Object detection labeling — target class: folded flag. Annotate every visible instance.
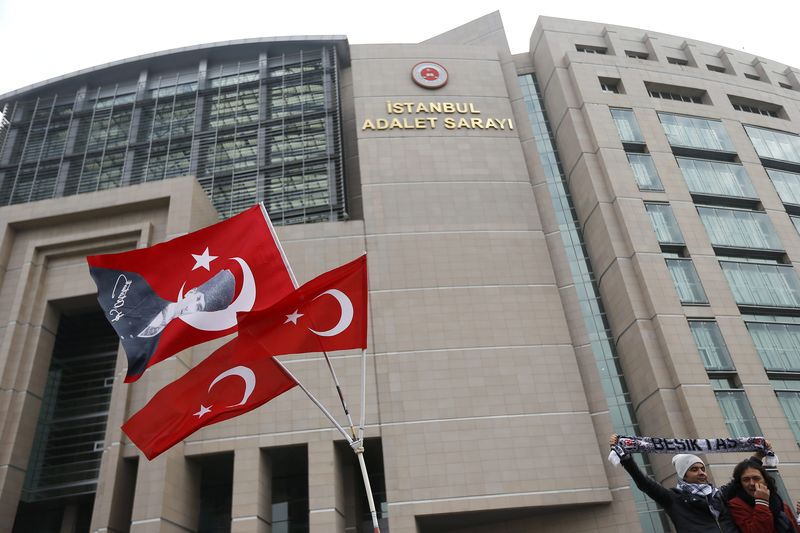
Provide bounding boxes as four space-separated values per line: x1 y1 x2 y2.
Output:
87 205 294 382
608 435 777 467
122 333 297 459
238 254 368 355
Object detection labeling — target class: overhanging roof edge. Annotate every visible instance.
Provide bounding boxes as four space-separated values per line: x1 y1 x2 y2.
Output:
0 35 350 102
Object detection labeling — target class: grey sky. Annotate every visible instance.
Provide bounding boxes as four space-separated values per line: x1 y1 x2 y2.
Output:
1 0 798 95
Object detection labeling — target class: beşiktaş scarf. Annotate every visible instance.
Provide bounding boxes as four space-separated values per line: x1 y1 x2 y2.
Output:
608 436 778 467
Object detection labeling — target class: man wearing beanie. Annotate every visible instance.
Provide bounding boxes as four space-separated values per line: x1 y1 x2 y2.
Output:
610 435 739 532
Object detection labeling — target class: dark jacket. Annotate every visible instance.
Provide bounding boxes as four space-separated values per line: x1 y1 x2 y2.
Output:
621 455 739 533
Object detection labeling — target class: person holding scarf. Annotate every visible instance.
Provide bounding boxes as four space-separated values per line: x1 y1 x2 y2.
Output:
610 434 739 532
725 458 799 533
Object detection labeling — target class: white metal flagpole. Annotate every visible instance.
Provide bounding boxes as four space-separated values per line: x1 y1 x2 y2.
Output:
273 358 354 444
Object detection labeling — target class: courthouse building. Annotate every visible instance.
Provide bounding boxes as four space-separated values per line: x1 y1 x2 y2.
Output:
3 11 800 533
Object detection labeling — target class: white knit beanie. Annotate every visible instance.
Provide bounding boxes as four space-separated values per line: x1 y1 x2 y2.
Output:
672 454 704 480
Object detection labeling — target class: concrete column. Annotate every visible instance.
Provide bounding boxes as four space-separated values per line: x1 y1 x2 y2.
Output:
307 440 345 533
129 450 200 533
231 447 272 533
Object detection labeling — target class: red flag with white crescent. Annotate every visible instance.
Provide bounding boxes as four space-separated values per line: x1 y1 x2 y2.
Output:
238 255 368 355
86 205 295 382
122 334 297 460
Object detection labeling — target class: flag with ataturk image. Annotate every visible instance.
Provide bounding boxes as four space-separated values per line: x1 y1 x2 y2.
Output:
123 254 368 459
87 205 294 382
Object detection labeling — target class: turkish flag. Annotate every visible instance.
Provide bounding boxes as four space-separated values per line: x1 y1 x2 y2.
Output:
87 205 295 382
122 334 297 460
239 255 368 355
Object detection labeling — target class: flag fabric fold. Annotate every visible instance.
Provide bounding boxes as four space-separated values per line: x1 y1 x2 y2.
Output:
121 333 297 460
87 205 295 382
238 254 368 355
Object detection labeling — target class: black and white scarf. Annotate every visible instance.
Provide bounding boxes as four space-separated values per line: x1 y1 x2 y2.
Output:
608 435 777 467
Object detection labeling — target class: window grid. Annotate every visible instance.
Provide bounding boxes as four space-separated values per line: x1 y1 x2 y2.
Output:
697 206 783 251
689 321 736 371
658 113 735 152
745 125 800 165
720 261 800 309
645 203 684 244
627 153 663 191
666 258 709 304
677 157 757 199
611 108 644 143
0 45 345 225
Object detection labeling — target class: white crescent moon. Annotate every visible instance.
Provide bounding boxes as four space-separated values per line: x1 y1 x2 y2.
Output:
208 365 256 407
309 289 353 337
178 257 256 331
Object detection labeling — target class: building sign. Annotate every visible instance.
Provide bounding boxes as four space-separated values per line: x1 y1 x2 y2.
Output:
361 101 514 131
412 62 448 89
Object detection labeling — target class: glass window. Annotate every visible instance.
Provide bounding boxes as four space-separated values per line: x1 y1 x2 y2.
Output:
768 168 800 206
658 113 735 152
666 258 708 304
677 158 757 199
611 108 644 143
744 125 800 165
697 207 782 251
746 321 800 371
713 383 762 437
646 203 684 244
627 153 663 191
792 216 800 235
772 380 800 442
689 321 735 371
720 261 800 308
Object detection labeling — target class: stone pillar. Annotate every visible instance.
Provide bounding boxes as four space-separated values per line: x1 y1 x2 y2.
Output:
307 440 345 533
231 447 272 533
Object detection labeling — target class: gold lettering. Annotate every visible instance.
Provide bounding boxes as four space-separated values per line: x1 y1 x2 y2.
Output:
469 103 481 114
508 119 514 130
471 118 484 129
485 118 499 129
457 118 470 128
415 102 429 113
428 117 438 128
386 101 392 113
414 118 428 129
403 102 415 113
443 103 455 113
456 103 469 114
444 117 456 129
362 119 375 131
391 103 405 114
376 118 389 130
390 118 404 129
429 102 442 113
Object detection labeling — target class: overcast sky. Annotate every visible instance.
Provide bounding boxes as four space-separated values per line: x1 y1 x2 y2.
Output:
1 0 798 95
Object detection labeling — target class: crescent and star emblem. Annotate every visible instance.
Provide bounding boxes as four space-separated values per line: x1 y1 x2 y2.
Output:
194 365 257 418
284 289 354 337
177 254 256 332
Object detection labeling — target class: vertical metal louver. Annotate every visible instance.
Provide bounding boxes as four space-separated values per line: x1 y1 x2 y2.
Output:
21 312 118 502
0 43 347 226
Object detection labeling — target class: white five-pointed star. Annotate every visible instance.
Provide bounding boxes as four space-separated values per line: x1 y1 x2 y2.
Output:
284 310 304 325
191 247 218 271
193 404 212 418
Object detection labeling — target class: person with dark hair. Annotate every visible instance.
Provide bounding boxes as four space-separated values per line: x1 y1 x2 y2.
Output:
610 434 740 532
726 458 799 533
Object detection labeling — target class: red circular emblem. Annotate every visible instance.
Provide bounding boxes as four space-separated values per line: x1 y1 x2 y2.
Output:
412 62 448 89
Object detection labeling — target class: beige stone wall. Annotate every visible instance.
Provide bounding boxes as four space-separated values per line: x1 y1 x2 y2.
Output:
528 15 800 528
